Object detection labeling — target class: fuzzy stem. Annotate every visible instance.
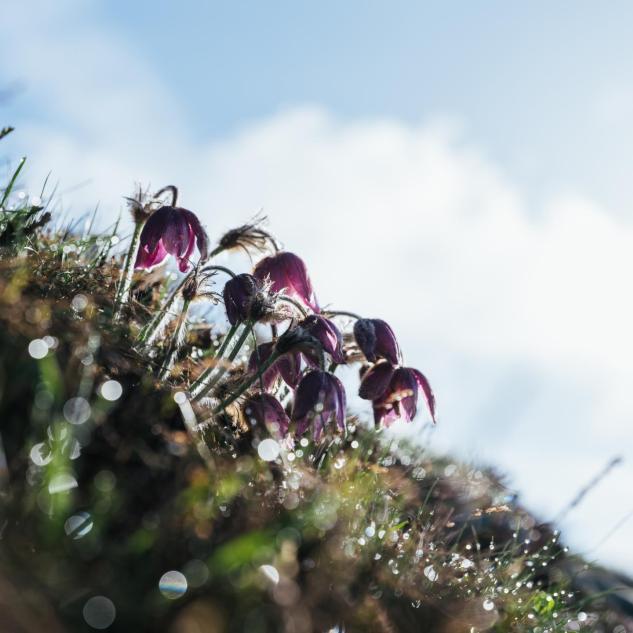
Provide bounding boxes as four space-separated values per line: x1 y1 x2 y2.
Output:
211 349 280 415
159 299 190 380
138 263 236 346
113 220 144 320
189 322 239 398
324 310 362 321
191 321 253 401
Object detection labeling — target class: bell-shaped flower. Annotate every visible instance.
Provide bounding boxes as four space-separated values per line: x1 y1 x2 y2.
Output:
299 315 345 364
353 318 401 365
291 370 346 440
248 342 303 390
242 393 290 438
135 205 208 273
372 367 436 427
253 251 318 311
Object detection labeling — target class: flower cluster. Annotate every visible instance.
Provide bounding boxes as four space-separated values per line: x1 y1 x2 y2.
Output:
125 193 436 442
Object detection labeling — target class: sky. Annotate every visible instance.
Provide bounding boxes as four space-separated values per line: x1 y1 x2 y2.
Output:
1 0 633 573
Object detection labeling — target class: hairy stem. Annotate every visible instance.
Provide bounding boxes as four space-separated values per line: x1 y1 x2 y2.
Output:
159 299 191 380
189 322 239 398
113 220 144 320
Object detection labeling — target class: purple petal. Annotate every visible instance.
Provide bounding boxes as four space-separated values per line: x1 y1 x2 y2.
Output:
372 319 401 365
411 368 436 423
358 361 395 400
277 352 303 388
181 208 209 263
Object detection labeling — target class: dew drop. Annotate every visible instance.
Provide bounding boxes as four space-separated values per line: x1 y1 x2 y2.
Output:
159 570 187 599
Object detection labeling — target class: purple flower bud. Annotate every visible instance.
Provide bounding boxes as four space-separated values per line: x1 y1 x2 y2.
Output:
358 360 395 400
300 315 345 364
248 342 303 390
223 273 259 325
372 367 436 427
135 206 209 273
243 393 290 438
291 370 346 440
253 251 318 311
353 318 400 365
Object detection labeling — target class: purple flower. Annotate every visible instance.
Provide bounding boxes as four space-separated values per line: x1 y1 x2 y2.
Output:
291 370 346 440
372 367 436 427
248 342 303 390
299 315 345 364
223 273 259 325
253 251 318 311
135 206 208 273
358 360 396 400
242 393 290 438
353 318 401 365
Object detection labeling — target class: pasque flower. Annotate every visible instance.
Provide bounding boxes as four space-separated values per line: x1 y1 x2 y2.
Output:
291 370 346 440
223 273 276 325
135 205 209 272
353 318 401 365
300 314 345 364
369 366 436 427
242 393 290 438
253 251 318 311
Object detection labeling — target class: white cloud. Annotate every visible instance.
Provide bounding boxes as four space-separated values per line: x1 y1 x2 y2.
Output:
2 1 632 573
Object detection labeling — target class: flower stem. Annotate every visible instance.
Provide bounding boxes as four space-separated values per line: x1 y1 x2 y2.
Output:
324 310 362 320
211 350 280 415
113 220 144 320
159 299 190 380
189 322 238 398
137 263 236 346
191 321 252 400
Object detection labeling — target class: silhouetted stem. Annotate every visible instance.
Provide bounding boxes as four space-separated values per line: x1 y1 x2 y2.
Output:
189 322 239 398
113 220 144 320
159 299 190 380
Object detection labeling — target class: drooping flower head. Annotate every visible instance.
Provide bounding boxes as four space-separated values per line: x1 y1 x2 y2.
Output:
353 318 401 365
253 251 318 312
135 206 209 273
370 367 436 428
291 370 346 440
299 314 345 364
242 393 290 438
223 273 276 325
247 342 303 390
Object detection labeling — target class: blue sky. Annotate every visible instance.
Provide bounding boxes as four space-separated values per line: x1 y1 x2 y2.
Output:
2 0 633 574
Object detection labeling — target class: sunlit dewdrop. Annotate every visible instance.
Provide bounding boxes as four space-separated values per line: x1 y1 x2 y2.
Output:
63 397 91 425
259 564 280 584
159 570 188 599
100 380 122 401
257 438 280 462
65 512 94 540
482 599 495 611
28 338 48 359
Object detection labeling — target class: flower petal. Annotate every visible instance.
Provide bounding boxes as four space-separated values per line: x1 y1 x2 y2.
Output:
358 361 395 400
